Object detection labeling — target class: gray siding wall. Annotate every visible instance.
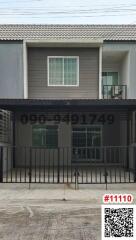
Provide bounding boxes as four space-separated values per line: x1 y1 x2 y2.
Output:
28 47 99 99
0 41 24 98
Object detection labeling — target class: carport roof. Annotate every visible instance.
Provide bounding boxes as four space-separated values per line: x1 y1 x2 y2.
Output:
0 99 136 111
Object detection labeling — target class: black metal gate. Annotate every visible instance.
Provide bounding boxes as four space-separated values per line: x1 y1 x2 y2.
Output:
0 146 136 184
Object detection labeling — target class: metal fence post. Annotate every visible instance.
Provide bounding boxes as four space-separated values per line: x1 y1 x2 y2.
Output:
57 148 60 183
103 147 108 190
28 148 32 189
74 150 80 190
0 147 3 183
74 166 79 190
133 146 136 182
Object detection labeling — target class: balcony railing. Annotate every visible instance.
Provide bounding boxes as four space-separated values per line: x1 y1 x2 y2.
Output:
103 85 127 99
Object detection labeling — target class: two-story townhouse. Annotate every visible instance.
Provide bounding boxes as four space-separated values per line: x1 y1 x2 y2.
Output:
0 24 136 184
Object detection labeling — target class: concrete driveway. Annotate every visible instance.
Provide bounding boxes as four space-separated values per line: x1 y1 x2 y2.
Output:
0 183 135 240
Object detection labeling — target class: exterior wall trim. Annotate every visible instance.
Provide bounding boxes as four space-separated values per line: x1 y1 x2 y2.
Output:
23 40 28 99
99 46 102 99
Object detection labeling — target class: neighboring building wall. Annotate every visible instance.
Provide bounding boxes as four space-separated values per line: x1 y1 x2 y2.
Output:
103 42 136 99
28 47 99 99
0 41 24 98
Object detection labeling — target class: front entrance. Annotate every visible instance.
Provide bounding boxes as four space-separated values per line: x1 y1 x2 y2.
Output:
72 126 102 163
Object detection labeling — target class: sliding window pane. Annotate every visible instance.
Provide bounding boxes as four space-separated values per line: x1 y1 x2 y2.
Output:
64 58 78 85
32 126 43 147
49 58 63 85
46 126 58 148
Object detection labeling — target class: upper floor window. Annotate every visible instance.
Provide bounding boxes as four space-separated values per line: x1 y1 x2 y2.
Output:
47 56 79 86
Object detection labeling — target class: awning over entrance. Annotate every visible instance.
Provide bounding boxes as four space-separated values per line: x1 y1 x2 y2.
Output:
1 99 136 111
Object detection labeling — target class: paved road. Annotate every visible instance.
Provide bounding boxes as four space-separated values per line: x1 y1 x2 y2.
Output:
0 200 101 240
0 183 135 239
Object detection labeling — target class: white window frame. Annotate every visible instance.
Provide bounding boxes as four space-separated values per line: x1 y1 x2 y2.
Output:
72 125 103 148
72 125 103 162
47 56 79 87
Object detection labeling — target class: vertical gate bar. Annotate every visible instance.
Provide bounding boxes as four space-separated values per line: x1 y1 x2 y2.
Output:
40 148 42 183
15 147 17 183
110 146 112 165
99 148 101 183
57 148 60 183
8 146 10 182
95 147 97 183
112 147 113 164
104 147 108 190
123 147 126 182
63 148 64 183
6 146 8 182
90 150 92 183
109 147 111 183
28 147 32 187
48 149 50 183
91 167 92 184
114 148 116 182
44 149 46 183
0 147 3 183
88 148 90 183
95 166 97 184
24 147 26 183
11 146 13 183
119 148 122 183
67 148 69 183
19 147 22 183
115 166 117 183
49 149 51 183
53 149 54 183
86 165 88 183
39 149 41 183
71 149 73 183
100 166 101 184
128 165 131 183
128 146 130 182
38 149 39 183
12 112 16 169
81 163 83 184
35 148 36 183
126 112 130 169
134 146 136 182
41 148 43 183
118 147 120 183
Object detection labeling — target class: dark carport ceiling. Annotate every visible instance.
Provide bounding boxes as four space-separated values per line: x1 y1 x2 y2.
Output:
0 99 136 112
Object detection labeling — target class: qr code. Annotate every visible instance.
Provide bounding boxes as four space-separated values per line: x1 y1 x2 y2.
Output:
101 205 136 240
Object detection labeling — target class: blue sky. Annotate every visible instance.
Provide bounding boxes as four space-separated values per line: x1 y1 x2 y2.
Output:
0 0 136 24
